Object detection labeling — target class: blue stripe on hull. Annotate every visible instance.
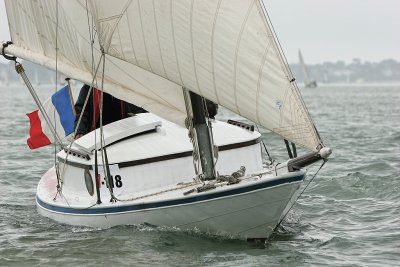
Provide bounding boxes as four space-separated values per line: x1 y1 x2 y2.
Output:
37 174 305 215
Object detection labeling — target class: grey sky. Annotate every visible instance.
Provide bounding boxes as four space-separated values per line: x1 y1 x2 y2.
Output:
266 0 400 64
1 0 399 64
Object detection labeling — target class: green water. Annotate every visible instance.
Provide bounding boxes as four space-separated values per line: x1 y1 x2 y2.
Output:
0 84 399 266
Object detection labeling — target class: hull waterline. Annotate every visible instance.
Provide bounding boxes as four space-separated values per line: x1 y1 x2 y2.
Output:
36 168 305 239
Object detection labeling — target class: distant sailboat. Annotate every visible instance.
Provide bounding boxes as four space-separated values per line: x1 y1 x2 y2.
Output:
298 50 317 88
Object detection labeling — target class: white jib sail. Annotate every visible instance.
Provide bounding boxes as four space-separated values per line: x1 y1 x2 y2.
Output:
4 0 322 151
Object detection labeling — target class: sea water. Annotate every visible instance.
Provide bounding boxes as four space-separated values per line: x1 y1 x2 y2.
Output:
0 84 399 266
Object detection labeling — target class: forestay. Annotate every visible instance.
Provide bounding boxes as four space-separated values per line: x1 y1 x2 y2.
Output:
4 0 322 151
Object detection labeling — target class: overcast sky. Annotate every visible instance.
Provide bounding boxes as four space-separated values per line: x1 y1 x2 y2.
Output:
1 0 399 64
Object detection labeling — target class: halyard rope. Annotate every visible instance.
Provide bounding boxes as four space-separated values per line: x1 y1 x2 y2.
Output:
54 0 60 196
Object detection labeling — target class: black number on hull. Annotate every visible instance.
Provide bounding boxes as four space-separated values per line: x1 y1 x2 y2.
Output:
103 175 122 188
115 175 123 188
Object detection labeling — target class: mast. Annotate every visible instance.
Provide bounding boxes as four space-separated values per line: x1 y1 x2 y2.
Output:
184 88 216 180
190 92 216 180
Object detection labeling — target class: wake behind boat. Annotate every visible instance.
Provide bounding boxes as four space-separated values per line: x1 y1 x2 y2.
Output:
2 0 331 239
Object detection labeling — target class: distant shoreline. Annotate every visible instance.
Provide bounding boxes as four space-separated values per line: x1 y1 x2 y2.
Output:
297 82 400 88
2 81 400 89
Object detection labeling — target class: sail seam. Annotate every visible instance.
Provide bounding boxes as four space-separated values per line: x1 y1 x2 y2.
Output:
125 9 139 66
117 27 125 59
257 1 291 81
189 0 202 97
280 83 290 128
290 95 298 142
151 0 169 80
210 0 223 104
17 0 178 112
23 1 82 72
233 0 255 116
255 40 272 125
257 0 321 150
73 3 179 109
97 0 133 52
60 4 83 66
99 51 179 109
290 93 298 142
8 0 179 114
29 1 46 59
106 58 178 110
45 1 103 69
15 2 36 51
97 14 122 23
137 0 154 73
170 0 184 85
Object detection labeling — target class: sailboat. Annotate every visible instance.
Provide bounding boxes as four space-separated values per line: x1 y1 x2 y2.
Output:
2 0 331 239
298 50 317 88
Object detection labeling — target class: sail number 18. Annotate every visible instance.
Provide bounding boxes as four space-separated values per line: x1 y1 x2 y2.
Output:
103 175 123 188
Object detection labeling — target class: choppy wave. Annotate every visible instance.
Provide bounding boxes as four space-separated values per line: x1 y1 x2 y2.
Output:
0 85 399 266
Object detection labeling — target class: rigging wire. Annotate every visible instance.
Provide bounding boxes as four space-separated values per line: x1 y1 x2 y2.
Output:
53 0 62 199
255 124 273 163
86 0 97 156
57 2 103 199
3 41 68 200
58 55 104 188
86 0 103 204
57 2 105 184
273 160 327 232
83 1 118 202
98 51 118 202
259 1 322 149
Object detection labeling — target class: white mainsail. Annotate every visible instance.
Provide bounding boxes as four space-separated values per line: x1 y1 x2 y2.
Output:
3 0 322 151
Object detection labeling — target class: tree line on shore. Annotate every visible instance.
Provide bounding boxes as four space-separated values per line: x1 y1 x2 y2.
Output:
291 58 400 84
1 58 400 85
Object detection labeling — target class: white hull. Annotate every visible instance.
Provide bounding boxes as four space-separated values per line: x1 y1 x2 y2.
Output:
36 114 306 239
37 168 304 239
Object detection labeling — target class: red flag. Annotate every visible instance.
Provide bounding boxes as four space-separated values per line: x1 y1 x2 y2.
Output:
26 110 51 149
